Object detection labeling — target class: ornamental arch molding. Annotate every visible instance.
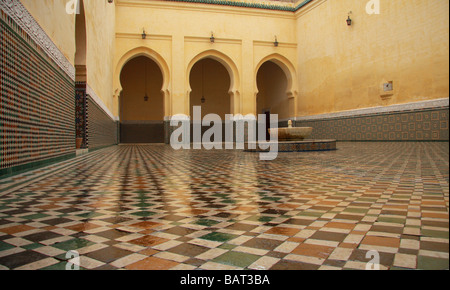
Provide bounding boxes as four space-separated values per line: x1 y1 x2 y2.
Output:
186 49 241 116
114 47 171 117
254 53 298 118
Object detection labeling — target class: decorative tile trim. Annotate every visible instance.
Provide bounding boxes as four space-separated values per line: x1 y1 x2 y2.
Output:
244 139 336 152
164 0 313 12
0 152 76 181
75 82 88 148
293 0 313 11
0 0 75 81
295 98 449 121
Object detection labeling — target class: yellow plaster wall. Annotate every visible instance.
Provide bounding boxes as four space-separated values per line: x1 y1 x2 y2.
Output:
296 0 449 117
83 0 116 114
114 0 298 118
21 0 75 65
23 0 449 121
22 0 117 115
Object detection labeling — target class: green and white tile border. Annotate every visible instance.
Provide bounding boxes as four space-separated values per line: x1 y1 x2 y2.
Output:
165 0 313 12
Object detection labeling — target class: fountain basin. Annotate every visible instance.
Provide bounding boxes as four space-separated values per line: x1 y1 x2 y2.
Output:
269 127 313 141
244 139 337 152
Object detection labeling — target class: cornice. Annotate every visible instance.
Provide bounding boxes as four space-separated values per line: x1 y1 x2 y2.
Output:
117 0 315 18
164 0 297 11
254 40 297 48
185 35 242 45
294 0 326 18
116 32 173 41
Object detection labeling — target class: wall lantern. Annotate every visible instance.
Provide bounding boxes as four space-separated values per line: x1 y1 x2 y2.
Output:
142 28 147 39
210 32 215 43
346 12 352 26
274 36 279 47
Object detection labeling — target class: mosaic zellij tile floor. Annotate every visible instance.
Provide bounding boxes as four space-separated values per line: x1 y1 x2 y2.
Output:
0 143 448 270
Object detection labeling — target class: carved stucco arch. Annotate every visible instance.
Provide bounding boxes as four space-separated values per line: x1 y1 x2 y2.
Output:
254 53 298 118
186 49 241 116
114 47 171 117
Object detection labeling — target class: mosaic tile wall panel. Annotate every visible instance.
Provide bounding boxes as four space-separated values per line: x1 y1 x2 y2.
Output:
75 82 87 148
86 95 118 149
0 10 75 173
295 107 449 141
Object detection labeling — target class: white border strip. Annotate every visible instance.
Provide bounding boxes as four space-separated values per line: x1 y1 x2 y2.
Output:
0 0 75 81
121 120 164 124
294 98 449 121
86 84 119 121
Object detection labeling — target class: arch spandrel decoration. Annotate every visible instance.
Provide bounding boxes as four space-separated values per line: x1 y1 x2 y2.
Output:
254 53 298 118
114 47 172 117
186 49 241 116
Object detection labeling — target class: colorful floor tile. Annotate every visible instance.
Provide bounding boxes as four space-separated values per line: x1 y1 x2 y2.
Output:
0 142 448 270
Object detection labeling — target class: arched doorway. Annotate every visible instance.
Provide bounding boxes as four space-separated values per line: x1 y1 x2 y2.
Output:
188 58 231 142
75 0 87 149
256 60 290 118
256 60 290 140
186 50 240 118
119 56 165 143
189 58 231 120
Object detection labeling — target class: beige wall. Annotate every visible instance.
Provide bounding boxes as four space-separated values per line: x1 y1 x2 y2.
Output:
21 0 75 65
114 0 298 118
22 0 116 115
23 0 449 121
296 0 449 117
83 0 116 113
120 56 164 121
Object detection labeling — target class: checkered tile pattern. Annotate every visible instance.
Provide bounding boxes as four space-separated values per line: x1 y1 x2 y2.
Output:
0 143 448 270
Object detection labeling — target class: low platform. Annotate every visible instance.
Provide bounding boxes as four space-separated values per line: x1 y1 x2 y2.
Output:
244 139 337 152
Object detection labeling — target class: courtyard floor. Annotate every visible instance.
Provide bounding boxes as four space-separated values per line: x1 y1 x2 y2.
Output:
0 142 448 270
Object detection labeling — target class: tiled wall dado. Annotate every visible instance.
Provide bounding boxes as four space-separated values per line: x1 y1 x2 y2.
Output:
0 9 75 176
296 106 449 142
